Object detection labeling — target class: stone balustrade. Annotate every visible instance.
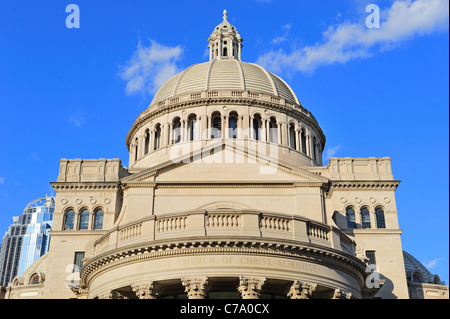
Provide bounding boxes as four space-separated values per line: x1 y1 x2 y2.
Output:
94 211 355 257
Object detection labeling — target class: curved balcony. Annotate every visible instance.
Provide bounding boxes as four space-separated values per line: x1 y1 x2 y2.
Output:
92 210 356 257
78 210 366 299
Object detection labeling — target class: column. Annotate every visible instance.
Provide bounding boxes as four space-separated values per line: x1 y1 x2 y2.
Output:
221 115 226 139
295 129 300 151
332 289 352 299
131 282 159 299
182 277 209 299
287 281 317 299
281 122 288 147
237 277 266 299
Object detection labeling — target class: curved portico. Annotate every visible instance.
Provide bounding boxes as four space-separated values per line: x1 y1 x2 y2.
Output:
78 209 366 299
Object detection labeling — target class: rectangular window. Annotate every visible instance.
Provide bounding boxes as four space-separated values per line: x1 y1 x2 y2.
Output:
73 252 85 272
366 251 376 265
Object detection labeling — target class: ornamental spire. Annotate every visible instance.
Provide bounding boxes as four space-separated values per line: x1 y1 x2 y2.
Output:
208 10 243 61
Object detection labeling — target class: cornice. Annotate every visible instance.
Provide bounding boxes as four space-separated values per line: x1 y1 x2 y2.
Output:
51 182 122 192
80 237 367 289
329 180 400 191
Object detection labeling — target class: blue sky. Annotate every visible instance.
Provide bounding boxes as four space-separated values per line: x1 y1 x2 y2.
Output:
0 0 448 284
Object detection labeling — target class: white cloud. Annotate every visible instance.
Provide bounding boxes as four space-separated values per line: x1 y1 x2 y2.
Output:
424 257 441 269
0 177 5 184
69 109 85 127
272 24 293 44
120 40 184 96
323 145 342 162
257 0 449 74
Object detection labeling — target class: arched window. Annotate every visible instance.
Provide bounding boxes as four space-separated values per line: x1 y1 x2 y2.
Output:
375 208 386 229
144 129 150 155
229 114 238 139
346 208 356 229
79 210 89 230
289 123 296 150
154 124 161 150
301 129 307 154
361 208 371 229
269 118 278 144
172 118 182 144
93 209 104 230
29 273 40 285
188 115 199 141
223 47 228 57
412 272 423 283
253 114 262 141
211 112 222 139
64 210 75 230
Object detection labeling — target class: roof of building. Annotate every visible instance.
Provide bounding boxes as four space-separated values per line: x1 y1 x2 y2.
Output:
403 250 441 284
151 59 300 106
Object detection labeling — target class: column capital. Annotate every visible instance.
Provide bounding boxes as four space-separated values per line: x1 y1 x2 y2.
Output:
332 288 352 299
131 281 159 299
238 276 266 299
182 277 209 299
287 280 317 299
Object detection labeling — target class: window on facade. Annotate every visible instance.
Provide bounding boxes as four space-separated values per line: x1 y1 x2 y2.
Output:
172 118 182 144
253 115 262 141
301 130 307 154
365 251 376 265
94 210 104 230
154 124 161 150
346 208 356 229
64 210 75 230
375 208 386 229
289 124 297 150
361 208 371 229
211 113 222 139
29 273 40 285
269 118 278 144
229 115 238 139
74 252 85 272
79 210 89 230
412 272 422 283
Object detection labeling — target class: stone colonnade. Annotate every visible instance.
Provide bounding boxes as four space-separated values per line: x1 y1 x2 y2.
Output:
97 277 352 299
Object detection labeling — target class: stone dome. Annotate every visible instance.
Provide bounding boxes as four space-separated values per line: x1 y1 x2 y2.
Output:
150 59 300 107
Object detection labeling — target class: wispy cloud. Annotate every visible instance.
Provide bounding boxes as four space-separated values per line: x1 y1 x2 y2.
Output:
69 109 85 127
323 145 342 162
119 39 184 96
257 0 449 74
0 177 5 184
29 152 40 161
423 257 441 269
272 24 293 44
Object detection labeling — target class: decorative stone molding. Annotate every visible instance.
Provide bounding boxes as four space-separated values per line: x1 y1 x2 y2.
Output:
287 280 317 299
332 288 352 299
81 238 366 289
131 282 159 299
181 277 209 299
238 276 266 299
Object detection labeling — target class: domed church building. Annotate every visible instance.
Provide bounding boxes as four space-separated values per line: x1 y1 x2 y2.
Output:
3 11 448 300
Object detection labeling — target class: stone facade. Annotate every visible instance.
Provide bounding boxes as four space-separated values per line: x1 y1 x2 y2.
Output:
2 11 447 300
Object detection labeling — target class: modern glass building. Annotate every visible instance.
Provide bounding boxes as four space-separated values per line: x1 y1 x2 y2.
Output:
0 196 54 287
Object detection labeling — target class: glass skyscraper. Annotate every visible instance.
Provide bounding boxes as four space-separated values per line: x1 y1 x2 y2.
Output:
0 196 54 287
